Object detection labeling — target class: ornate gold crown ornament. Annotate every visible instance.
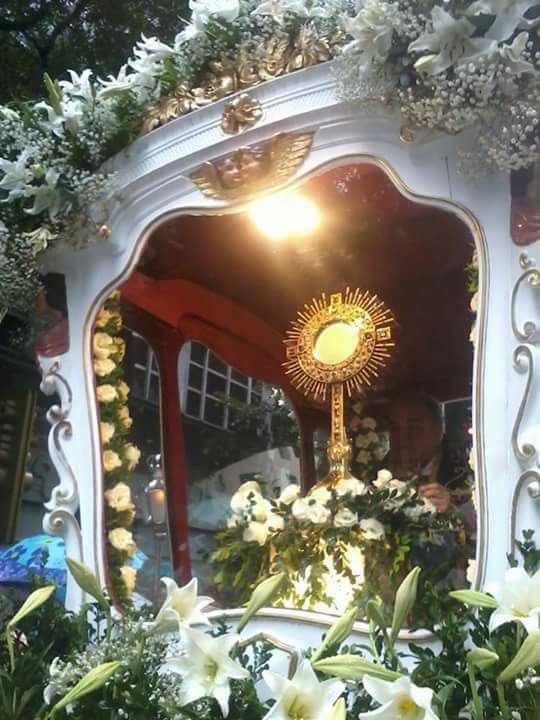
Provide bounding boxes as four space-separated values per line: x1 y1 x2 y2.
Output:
284 289 394 487
190 131 314 202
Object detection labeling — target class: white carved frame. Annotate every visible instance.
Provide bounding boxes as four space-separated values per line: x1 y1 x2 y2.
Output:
39 64 539 643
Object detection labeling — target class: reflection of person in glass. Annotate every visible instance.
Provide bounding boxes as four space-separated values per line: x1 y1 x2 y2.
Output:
384 392 469 514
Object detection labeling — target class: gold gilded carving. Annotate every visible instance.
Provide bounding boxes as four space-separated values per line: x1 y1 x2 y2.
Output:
190 131 314 201
141 28 339 134
221 94 263 135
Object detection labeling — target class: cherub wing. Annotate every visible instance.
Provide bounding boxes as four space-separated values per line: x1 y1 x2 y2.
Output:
268 132 315 187
190 162 225 200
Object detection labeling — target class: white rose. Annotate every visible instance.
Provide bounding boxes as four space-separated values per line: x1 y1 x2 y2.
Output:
355 434 370 448
227 514 242 528
94 357 116 377
366 431 379 445
250 498 271 523
103 449 122 472
309 486 332 505
388 479 408 496
334 477 367 497
93 331 114 359
356 450 371 464
105 482 133 513
120 565 137 593
334 508 358 528
113 337 126 360
124 443 141 471
267 513 284 531
230 481 263 513
96 384 118 403
360 518 385 541
470 292 478 313
361 417 377 430
108 527 136 556
117 381 130 401
466 559 477 585
95 308 113 328
374 469 393 489
292 498 309 521
278 484 301 505
100 421 115 445
243 521 269 545
306 501 331 525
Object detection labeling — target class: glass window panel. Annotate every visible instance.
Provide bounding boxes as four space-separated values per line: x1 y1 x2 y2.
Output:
188 364 203 389
206 372 227 397
147 376 160 405
208 352 227 374
230 382 248 403
190 342 206 365
231 369 248 384
131 368 147 399
186 390 202 417
204 398 225 426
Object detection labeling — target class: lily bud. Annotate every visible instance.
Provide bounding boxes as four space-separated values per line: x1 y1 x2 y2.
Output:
366 598 386 629
311 606 357 662
66 557 109 610
390 567 421 644
467 647 499 671
50 661 122 713
237 572 285 632
449 589 497 609
8 585 55 629
313 654 401 681
499 632 540 683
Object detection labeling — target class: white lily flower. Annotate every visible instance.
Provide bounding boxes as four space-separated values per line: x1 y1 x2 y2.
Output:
263 659 344 720
165 627 249 717
0 149 33 201
489 566 540 634
343 0 395 65
151 577 213 632
177 0 240 42
467 0 538 41
252 0 309 24
409 6 492 75
98 64 133 98
359 675 438 720
59 69 95 104
25 168 62 218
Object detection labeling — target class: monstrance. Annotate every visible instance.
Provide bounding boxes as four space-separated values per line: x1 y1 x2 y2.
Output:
284 289 394 487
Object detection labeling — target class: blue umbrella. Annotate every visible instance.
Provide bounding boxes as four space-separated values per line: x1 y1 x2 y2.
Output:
0 534 148 599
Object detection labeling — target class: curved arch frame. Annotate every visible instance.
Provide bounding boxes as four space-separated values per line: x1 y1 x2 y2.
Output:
38 63 536 642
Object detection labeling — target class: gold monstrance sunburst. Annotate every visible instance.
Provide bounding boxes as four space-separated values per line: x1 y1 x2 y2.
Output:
284 288 394 487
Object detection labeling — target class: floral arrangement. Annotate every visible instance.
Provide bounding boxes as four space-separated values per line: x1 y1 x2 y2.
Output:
347 400 389 482
0 534 538 720
1 1 539 321
210 468 469 615
93 292 141 604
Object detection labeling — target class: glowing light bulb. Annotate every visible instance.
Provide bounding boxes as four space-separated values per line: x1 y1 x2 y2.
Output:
248 192 320 240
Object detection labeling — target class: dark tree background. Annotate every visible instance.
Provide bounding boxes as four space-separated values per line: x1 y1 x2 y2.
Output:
0 0 190 103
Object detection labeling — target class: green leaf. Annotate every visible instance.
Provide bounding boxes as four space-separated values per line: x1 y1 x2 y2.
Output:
390 567 421 644
8 585 56 628
311 606 358 663
50 661 121 714
66 557 109 609
449 590 497 609
237 572 285 632
313 654 401 681
498 631 540 683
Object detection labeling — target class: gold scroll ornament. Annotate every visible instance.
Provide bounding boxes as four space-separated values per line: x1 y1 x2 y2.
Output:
284 289 394 487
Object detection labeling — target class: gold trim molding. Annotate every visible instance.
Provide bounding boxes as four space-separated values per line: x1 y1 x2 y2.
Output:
141 28 341 135
190 131 314 201
221 94 262 134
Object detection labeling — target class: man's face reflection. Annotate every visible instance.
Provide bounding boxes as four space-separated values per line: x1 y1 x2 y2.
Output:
386 397 442 479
